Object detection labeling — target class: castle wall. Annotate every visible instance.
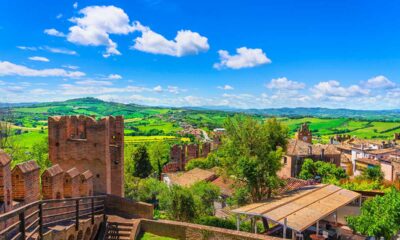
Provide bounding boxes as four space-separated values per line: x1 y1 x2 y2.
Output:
0 162 12 212
48 115 124 197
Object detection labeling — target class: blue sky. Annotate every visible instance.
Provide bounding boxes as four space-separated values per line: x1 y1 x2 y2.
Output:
1 0 400 109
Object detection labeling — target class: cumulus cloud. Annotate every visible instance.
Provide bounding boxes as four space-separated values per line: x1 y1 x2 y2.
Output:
213 47 271 70
364 75 396 89
132 22 209 57
266 77 305 90
311 80 369 101
67 5 136 57
44 28 66 37
56 14 63 19
73 2 78 9
217 85 234 90
0 61 85 78
107 74 122 80
153 85 163 93
28 56 50 62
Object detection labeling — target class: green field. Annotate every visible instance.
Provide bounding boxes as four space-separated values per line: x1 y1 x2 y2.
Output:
4 98 400 152
280 117 400 141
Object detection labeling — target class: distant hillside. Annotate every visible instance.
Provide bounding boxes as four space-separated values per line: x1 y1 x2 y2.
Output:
3 97 400 121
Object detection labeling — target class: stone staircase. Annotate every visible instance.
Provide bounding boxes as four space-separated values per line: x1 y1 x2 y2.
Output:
105 215 137 240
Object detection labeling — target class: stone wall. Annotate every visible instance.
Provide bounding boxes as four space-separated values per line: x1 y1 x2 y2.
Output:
139 219 279 240
163 142 215 173
105 194 153 219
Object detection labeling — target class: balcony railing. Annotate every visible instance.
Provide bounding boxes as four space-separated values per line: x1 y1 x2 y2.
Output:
0 195 106 240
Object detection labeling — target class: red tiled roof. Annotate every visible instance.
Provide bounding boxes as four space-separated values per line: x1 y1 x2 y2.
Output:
66 167 80 178
81 170 93 180
211 176 235 197
15 160 40 173
275 178 311 195
43 164 64 177
355 158 380 166
0 150 11 166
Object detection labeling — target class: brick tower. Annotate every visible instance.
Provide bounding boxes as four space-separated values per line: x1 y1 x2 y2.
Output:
295 123 312 144
48 115 124 197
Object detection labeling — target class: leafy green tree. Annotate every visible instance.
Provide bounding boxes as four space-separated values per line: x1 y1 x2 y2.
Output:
31 137 51 171
185 152 220 171
159 185 197 222
298 159 347 181
131 145 152 178
148 142 170 179
361 166 384 182
125 176 168 205
221 116 289 202
227 186 251 207
189 181 220 217
347 189 400 239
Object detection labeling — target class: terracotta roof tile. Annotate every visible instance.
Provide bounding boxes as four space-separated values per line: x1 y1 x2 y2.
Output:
0 150 11 166
15 160 40 173
80 170 93 180
355 158 380 166
211 176 235 197
43 164 64 177
66 167 80 178
168 168 216 187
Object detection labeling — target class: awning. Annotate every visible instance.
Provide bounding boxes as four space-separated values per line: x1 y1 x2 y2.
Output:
231 184 360 232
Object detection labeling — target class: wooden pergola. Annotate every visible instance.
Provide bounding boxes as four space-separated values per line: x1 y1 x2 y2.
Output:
231 184 361 239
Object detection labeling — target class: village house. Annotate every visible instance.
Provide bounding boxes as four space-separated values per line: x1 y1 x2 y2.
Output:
336 138 400 181
278 139 341 178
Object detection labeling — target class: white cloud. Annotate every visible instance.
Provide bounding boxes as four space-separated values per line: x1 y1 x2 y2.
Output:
73 2 78 9
43 46 77 55
217 85 234 90
59 84 147 95
0 61 85 78
75 80 113 86
28 56 50 62
167 86 184 94
17 46 37 51
132 22 209 57
44 28 66 37
311 80 369 101
17 46 77 55
153 85 163 93
56 14 63 19
62 65 79 70
67 5 136 57
266 77 305 90
213 47 271 69
107 74 122 80
365 75 396 89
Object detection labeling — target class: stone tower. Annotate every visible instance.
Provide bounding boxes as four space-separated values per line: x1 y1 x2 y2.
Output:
295 123 312 143
48 115 124 197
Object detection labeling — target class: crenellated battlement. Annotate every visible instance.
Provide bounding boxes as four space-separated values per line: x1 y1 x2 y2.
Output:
48 115 124 197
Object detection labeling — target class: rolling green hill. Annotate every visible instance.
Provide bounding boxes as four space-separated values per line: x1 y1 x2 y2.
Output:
2 97 400 152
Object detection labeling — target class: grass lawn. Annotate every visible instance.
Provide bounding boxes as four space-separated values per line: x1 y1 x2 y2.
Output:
138 232 177 240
